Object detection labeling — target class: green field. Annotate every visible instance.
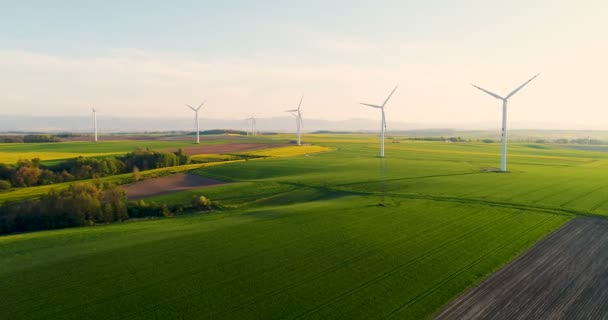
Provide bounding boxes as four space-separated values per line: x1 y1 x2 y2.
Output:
0 138 286 164
4 134 608 319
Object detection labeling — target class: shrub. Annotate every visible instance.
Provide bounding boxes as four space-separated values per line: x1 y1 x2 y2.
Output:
162 204 173 217
0 180 11 190
191 195 213 210
132 166 141 181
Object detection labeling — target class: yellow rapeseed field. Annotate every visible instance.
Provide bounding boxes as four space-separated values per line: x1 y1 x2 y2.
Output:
246 145 334 158
0 152 121 164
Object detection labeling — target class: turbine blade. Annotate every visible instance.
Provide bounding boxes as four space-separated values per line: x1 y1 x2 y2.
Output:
382 109 387 128
505 73 540 99
382 85 398 107
471 84 504 100
298 95 303 110
197 100 206 110
186 104 197 111
285 109 299 112
360 103 383 109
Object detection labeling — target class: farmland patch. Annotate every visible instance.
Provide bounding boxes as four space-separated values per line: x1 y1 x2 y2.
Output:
435 217 608 320
121 173 227 200
167 143 289 155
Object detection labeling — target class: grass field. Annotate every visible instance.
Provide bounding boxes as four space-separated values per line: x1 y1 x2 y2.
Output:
0 138 287 164
192 136 608 216
0 196 568 320
0 161 247 205
3 134 608 319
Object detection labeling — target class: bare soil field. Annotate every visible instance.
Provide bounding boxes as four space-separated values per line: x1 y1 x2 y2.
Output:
435 217 608 320
121 173 227 200
168 143 288 155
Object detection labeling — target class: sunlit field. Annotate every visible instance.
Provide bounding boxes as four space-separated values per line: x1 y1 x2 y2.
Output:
5 134 608 319
0 138 286 164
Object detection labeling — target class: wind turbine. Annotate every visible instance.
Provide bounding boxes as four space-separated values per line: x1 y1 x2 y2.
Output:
245 116 257 136
186 101 205 144
472 73 540 172
360 86 398 158
286 96 303 145
92 108 98 142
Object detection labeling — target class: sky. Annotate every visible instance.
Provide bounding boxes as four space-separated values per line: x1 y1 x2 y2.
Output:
1 0 607 129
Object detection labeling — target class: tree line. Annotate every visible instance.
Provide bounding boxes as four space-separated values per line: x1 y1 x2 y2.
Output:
0 148 190 189
0 182 127 234
0 134 62 143
0 182 215 235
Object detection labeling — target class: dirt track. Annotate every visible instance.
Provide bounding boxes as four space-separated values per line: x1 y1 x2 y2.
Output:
121 174 226 200
435 217 608 320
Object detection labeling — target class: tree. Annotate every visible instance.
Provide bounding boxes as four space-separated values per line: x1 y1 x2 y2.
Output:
162 204 172 217
102 203 114 223
132 166 141 181
0 180 11 190
12 166 41 187
104 184 128 221
191 195 213 210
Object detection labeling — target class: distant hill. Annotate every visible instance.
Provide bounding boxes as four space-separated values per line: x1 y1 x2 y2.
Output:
195 129 247 136
2 115 608 141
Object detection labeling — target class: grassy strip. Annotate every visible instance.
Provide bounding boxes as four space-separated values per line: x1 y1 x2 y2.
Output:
0 161 242 205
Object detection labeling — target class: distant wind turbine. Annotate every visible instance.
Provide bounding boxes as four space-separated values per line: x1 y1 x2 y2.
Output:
186 101 206 144
472 73 540 172
245 116 257 136
92 107 98 142
286 96 304 146
360 86 398 157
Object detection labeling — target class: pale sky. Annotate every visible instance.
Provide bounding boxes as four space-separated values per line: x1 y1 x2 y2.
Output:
1 0 607 128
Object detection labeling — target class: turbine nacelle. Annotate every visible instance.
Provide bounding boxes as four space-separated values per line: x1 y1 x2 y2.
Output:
471 73 540 172
472 73 540 102
186 100 206 112
185 100 205 144
245 116 257 136
359 85 398 158
360 85 398 109
360 103 383 109
286 95 304 145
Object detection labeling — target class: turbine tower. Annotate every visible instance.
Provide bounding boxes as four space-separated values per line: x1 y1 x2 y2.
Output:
186 101 205 144
472 73 540 172
92 108 98 142
360 86 398 158
245 116 257 136
286 96 304 146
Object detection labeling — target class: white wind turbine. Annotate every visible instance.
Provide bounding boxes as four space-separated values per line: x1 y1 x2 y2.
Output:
472 73 540 172
92 107 98 142
286 96 304 146
186 101 205 144
245 116 257 136
360 86 398 158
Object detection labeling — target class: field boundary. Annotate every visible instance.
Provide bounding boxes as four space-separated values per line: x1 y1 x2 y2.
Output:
433 217 608 319
0 144 336 205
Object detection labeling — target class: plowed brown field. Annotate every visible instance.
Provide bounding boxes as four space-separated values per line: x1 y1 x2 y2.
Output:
121 173 226 200
435 217 608 320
